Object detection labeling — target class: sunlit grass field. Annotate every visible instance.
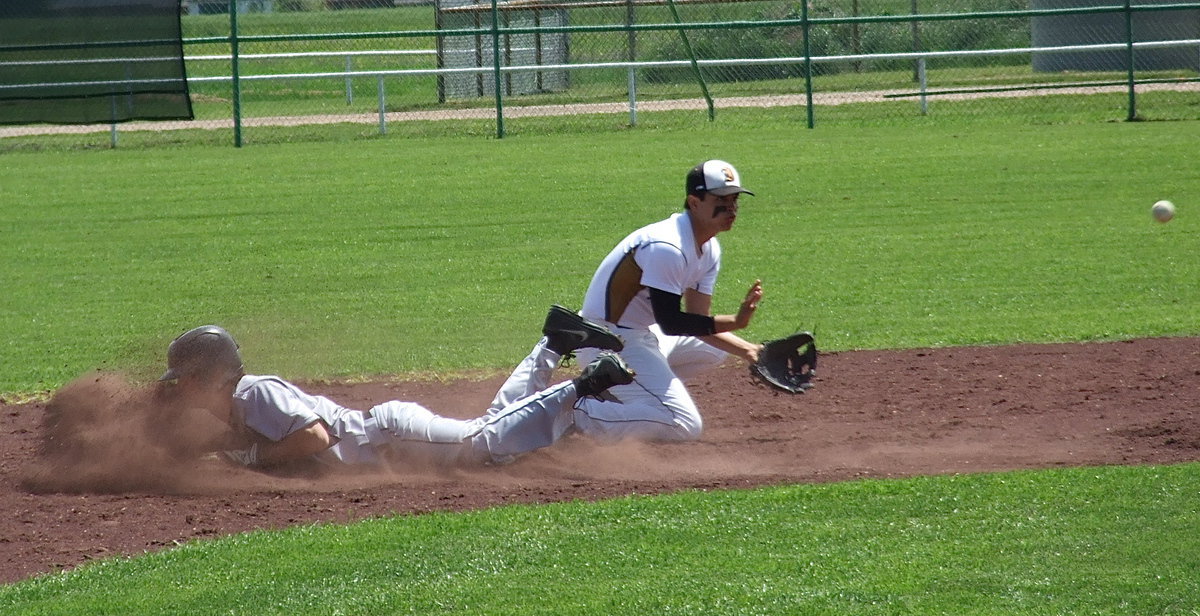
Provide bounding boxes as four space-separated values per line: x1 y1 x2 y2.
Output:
1 119 1196 394
0 114 1196 614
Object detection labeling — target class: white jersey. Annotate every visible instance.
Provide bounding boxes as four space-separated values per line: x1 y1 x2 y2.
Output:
581 211 721 330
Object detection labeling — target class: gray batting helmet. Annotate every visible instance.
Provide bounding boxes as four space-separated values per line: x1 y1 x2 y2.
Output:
159 325 244 381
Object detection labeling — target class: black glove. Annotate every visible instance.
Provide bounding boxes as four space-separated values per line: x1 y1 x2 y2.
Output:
750 332 817 394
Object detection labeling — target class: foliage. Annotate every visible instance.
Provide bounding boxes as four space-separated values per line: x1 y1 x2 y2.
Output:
643 0 1035 84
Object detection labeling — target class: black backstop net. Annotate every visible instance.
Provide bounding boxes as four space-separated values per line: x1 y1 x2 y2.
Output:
0 0 192 125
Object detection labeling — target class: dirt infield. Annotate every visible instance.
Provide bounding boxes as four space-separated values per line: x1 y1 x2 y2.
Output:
2 337 1197 584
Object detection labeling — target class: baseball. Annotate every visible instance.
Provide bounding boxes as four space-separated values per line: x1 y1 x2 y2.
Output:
1152 200 1175 223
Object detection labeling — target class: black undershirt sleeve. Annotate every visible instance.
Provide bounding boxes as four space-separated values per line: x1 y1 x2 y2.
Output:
647 287 717 337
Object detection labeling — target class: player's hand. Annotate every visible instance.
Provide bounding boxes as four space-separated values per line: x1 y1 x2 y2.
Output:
735 279 763 329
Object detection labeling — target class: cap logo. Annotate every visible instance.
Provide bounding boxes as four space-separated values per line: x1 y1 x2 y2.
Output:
722 167 735 183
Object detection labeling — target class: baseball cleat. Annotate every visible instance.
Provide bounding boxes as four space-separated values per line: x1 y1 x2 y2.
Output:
542 304 624 355
573 352 635 402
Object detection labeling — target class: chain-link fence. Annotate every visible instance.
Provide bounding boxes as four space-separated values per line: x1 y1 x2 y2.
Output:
1 0 1197 147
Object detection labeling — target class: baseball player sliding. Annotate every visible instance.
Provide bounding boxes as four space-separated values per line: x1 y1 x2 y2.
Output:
161 306 631 470
568 159 793 442
163 159 813 473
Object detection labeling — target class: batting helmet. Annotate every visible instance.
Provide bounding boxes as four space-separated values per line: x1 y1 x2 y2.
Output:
160 325 244 382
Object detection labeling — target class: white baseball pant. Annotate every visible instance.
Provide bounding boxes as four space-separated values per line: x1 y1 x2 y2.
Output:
573 323 727 442
358 341 574 466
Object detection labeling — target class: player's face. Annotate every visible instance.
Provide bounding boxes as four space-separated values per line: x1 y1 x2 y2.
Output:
179 371 240 424
696 192 740 232
176 374 232 422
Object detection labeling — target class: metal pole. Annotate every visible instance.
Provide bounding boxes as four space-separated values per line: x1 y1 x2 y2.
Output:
110 96 118 148
435 0 446 104
377 76 387 134
911 0 922 82
491 0 505 138
918 57 927 115
628 67 637 125
626 0 637 125
802 0 813 128
665 0 714 121
230 0 243 147
533 9 542 91
345 56 354 105
1124 0 1137 121
851 0 861 73
124 64 134 115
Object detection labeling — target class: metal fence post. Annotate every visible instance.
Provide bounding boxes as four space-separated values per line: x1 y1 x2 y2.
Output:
491 0 504 139
110 97 119 148
230 0 243 148
665 0 714 121
911 0 922 82
1124 0 1137 121
378 76 387 134
628 67 637 126
626 0 637 126
917 57 928 115
802 0 813 128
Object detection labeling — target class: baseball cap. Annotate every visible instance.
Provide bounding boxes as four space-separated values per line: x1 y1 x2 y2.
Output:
686 159 755 197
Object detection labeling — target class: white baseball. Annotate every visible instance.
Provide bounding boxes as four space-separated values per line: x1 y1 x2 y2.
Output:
1152 200 1175 223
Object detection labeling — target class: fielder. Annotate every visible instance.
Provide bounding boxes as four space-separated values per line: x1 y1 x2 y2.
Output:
160 307 631 471
569 159 812 443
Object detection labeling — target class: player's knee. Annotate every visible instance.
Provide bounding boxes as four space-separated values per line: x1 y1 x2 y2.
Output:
670 409 703 441
369 401 434 435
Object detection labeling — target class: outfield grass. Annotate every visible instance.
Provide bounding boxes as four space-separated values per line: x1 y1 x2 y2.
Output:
0 120 1197 613
1 119 1195 395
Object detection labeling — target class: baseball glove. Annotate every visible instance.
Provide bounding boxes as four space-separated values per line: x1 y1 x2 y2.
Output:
750 332 817 394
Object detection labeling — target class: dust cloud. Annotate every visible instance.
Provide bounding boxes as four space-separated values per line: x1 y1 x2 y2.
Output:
21 372 232 494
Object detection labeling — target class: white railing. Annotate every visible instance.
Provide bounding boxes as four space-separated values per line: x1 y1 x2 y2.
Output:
168 38 1200 127
2 39 1197 141
187 49 438 104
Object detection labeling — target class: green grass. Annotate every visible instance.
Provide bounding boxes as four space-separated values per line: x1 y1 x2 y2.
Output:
1 119 1197 395
3 464 1198 614
1 118 1198 613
